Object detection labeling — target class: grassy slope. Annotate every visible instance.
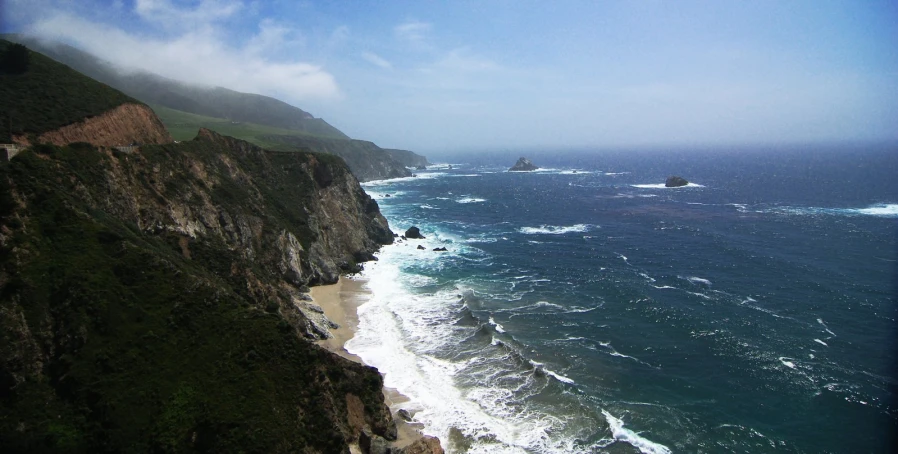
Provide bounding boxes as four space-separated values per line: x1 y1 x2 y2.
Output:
2 35 349 140
154 104 328 149
0 142 387 453
0 40 139 141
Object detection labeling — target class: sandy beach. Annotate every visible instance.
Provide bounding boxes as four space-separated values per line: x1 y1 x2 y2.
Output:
310 277 425 449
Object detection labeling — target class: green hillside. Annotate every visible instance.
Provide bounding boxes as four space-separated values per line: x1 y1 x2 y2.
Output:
153 105 414 181
154 104 326 148
3 35 349 140
0 40 139 142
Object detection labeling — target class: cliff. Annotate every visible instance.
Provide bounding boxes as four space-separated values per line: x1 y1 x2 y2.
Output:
385 148 430 168
0 130 400 452
13 103 171 147
261 134 412 182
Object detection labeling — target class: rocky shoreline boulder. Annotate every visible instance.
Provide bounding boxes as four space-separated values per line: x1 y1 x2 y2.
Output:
405 226 425 239
665 175 689 187
509 157 538 171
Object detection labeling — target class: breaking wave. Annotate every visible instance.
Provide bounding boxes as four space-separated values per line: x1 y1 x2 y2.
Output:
519 224 591 235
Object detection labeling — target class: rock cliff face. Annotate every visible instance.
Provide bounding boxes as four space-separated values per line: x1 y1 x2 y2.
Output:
14 103 171 147
261 134 412 182
0 130 401 452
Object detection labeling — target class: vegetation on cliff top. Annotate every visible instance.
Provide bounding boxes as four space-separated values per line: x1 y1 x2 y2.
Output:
0 40 139 142
153 106 415 182
3 35 349 140
0 137 394 452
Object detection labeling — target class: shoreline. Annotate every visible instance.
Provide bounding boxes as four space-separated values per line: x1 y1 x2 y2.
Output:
310 276 426 450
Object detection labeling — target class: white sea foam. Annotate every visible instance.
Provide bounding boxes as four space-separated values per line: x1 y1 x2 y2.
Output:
420 204 438 209
519 224 591 235
601 410 672 454
559 169 597 175
348 234 584 453
457 197 487 204
489 316 507 333
813 339 828 347
529 360 575 384
631 182 705 189
681 276 712 286
766 203 898 218
817 318 837 337
546 370 576 384
855 203 898 217
363 172 446 186
779 357 797 369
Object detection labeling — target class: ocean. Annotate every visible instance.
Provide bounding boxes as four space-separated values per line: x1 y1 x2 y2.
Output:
345 144 897 453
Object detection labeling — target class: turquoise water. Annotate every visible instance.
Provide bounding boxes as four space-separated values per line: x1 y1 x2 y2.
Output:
346 145 897 453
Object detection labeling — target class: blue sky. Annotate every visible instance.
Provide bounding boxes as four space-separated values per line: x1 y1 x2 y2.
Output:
3 0 897 153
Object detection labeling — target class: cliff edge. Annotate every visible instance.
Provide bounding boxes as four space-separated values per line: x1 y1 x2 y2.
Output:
14 103 172 147
0 131 400 452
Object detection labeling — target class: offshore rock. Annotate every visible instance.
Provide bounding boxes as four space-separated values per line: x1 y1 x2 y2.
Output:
665 175 689 187
509 157 538 171
405 226 425 239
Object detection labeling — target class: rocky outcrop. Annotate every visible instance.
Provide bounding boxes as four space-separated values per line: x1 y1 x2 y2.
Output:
14 103 171 147
405 226 425 239
0 130 399 452
397 436 445 454
509 157 538 171
665 175 689 187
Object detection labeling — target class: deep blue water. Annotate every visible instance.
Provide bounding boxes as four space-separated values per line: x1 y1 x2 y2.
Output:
346 145 897 453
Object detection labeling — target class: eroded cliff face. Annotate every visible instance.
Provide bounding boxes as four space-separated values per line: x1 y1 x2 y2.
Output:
14 103 171 147
0 131 400 452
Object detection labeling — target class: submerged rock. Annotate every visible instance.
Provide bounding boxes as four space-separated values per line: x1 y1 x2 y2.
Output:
405 226 425 239
665 176 689 187
509 157 538 172
433 247 448 252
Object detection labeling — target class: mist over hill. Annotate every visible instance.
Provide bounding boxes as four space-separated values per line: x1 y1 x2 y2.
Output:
4 34 348 140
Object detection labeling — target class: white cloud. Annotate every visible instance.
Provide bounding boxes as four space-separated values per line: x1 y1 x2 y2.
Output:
394 20 432 48
434 48 501 73
361 52 392 69
134 0 242 27
27 11 340 101
244 19 305 56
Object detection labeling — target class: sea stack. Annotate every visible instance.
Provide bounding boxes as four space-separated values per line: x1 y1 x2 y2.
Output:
405 226 425 239
509 157 539 172
665 176 689 187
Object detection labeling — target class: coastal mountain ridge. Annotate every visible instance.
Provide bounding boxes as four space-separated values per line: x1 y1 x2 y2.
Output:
2 34 348 140
3 35 430 182
0 42 442 452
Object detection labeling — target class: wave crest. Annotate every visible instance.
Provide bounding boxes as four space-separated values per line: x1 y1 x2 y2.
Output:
519 224 591 235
